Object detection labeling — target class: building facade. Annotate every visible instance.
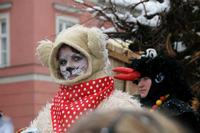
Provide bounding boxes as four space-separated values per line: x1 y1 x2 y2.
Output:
0 0 102 130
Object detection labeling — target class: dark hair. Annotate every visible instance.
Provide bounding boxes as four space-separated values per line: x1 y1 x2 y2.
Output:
56 43 82 59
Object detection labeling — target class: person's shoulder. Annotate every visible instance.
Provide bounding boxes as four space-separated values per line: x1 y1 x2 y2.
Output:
162 97 193 115
97 90 142 111
0 116 14 132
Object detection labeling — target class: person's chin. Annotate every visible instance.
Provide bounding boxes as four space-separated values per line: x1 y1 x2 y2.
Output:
140 95 146 98
68 75 78 80
140 92 147 98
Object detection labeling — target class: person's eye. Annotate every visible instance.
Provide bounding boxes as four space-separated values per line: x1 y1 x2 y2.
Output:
59 59 67 66
132 80 139 84
73 56 82 61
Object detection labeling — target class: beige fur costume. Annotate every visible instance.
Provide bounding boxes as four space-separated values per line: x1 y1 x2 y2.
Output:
24 25 141 133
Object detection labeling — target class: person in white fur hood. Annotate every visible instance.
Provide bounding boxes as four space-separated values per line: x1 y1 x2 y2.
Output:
21 25 141 133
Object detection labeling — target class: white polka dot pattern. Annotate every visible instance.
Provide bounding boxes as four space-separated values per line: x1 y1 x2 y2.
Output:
51 76 114 133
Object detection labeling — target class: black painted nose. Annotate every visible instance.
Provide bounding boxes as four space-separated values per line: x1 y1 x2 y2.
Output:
66 67 74 72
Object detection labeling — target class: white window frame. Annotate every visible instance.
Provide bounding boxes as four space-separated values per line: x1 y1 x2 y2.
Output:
0 13 10 68
55 15 79 34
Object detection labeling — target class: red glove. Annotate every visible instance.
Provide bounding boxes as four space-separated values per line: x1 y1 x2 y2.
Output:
112 67 141 81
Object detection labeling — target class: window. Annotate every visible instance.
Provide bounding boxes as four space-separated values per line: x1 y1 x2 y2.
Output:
0 13 9 68
56 16 79 34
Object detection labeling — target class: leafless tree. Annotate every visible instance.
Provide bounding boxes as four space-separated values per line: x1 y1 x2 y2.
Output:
76 0 200 110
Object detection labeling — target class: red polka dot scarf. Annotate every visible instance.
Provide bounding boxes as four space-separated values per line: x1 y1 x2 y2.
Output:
51 76 114 133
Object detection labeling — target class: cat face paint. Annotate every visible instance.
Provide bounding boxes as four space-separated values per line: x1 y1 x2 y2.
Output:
58 45 88 80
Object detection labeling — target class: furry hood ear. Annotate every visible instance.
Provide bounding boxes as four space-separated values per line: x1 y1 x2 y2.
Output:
87 27 111 76
87 27 108 59
36 40 53 67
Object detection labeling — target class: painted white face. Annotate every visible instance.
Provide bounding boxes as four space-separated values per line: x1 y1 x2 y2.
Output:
58 45 88 80
138 77 152 98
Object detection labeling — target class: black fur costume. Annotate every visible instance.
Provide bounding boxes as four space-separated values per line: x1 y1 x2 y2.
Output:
130 55 200 133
